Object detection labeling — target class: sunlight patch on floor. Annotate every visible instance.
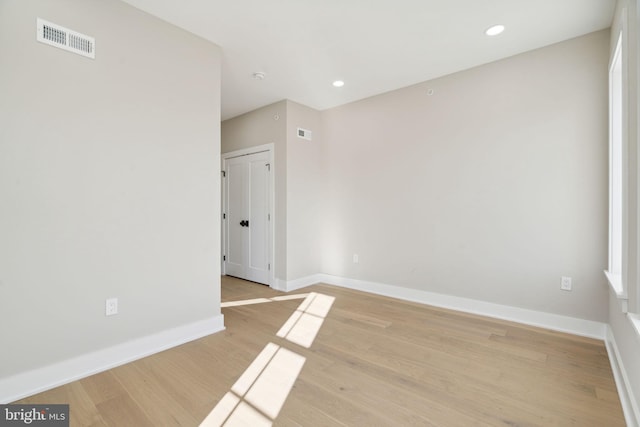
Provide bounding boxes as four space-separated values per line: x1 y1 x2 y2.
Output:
221 298 271 307
277 292 335 348
221 294 309 308
201 292 334 426
244 347 305 419
270 294 310 301
200 343 305 426
231 343 280 396
199 392 239 426
224 401 271 427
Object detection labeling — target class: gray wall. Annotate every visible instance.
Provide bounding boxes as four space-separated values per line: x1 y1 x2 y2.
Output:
221 100 287 279
320 30 610 322
285 101 323 280
0 0 222 377
221 100 323 282
222 31 611 323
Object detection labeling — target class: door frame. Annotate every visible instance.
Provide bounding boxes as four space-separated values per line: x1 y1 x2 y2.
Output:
221 143 275 287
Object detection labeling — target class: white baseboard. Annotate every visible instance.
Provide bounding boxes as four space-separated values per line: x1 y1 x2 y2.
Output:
274 274 323 293
284 273 607 339
605 325 640 427
272 278 287 292
0 314 225 404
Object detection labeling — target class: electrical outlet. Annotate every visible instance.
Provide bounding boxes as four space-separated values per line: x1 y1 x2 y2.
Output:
105 298 118 316
353 253 359 264
560 277 572 291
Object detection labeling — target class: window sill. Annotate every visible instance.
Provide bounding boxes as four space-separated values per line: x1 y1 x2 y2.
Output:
629 313 640 337
604 270 628 313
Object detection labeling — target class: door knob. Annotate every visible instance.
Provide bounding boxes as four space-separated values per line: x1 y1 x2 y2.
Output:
239 220 250 227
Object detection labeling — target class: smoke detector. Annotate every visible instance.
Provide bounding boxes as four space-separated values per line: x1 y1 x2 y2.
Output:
252 71 266 80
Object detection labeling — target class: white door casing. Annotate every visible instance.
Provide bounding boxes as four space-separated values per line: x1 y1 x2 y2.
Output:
222 146 274 285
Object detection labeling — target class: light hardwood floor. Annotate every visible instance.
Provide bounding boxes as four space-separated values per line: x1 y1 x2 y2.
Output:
16 276 625 426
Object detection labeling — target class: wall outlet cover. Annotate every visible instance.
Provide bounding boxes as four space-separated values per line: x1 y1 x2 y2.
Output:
106 298 118 316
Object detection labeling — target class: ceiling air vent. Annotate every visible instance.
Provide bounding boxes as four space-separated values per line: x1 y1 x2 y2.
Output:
36 18 95 59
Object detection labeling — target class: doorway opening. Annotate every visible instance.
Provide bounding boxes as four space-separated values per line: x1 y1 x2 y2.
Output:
221 144 275 287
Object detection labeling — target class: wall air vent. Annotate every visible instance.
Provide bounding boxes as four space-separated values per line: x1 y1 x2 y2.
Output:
36 18 95 59
297 127 312 141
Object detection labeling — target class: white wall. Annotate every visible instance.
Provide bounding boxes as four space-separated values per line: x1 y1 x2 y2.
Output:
0 0 221 381
321 30 610 322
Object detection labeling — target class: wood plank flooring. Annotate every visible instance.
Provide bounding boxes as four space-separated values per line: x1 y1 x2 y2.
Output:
15 276 626 426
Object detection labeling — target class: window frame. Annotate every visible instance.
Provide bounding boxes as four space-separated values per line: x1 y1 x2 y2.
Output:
606 31 625 304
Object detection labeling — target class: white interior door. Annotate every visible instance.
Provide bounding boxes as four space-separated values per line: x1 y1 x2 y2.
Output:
223 150 271 284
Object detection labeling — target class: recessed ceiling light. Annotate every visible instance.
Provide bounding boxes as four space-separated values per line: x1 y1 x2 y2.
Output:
485 25 505 36
332 80 345 88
